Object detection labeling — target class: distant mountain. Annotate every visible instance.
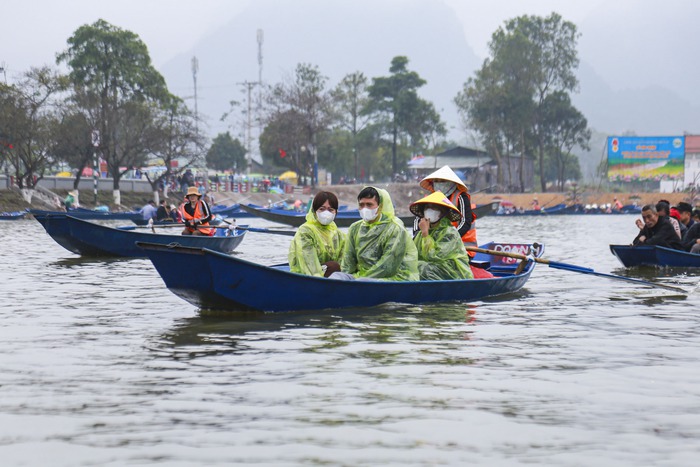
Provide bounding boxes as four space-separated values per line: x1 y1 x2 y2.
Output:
158 0 700 155
159 0 480 141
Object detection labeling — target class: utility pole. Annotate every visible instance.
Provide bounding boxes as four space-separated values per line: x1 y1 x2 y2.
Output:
237 81 257 176
191 56 199 137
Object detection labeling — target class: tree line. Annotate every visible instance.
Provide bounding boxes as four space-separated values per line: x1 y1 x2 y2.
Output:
0 13 589 204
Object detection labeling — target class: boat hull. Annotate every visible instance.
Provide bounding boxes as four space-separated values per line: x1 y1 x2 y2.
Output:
30 208 143 222
138 241 539 313
33 214 245 257
610 244 700 267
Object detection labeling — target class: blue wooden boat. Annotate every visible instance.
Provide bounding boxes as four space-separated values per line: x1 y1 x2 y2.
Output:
0 210 28 220
238 202 498 228
610 244 700 268
30 208 143 222
33 213 245 257
210 203 258 218
136 241 541 313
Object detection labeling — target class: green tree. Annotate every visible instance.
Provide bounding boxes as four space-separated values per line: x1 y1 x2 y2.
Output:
50 107 95 191
261 63 335 187
539 91 589 190
57 19 172 205
147 99 205 200
206 132 246 172
366 56 444 176
332 72 373 181
0 67 62 196
456 13 585 192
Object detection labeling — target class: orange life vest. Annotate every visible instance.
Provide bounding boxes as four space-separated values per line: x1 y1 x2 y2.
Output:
448 190 478 257
180 200 213 235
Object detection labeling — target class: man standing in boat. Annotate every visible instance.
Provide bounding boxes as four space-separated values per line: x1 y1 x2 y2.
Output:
633 204 683 250
330 186 418 281
180 187 213 236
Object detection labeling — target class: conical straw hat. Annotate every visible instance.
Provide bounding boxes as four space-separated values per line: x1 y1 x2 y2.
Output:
419 165 468 192
409 191 462 222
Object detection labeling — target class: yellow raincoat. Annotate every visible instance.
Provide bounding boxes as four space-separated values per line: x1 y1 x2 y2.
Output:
288 204 346 277
341 187 419 281
414 217 473 280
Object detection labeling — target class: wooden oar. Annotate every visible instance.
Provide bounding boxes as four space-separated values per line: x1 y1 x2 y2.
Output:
466 246 686 293
122 221 297 237
221 218 297 237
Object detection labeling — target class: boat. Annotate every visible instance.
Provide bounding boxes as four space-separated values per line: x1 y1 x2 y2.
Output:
0 210 28 220
137 240 542 313
610 244 700 268
210 203 258 218
29 208 143 222
32 213 246 257
237 202 499 228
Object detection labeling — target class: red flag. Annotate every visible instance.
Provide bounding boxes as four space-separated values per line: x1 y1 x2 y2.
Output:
279 148 287 158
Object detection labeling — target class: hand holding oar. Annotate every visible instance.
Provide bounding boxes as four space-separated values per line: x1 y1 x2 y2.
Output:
466 246 686 293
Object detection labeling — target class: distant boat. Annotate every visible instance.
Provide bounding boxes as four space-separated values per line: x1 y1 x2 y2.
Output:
33 213 245 257
137 240 542 313
610 244 700 268
0 210 28 220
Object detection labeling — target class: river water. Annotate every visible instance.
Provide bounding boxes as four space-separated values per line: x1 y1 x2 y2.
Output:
2 214 699 466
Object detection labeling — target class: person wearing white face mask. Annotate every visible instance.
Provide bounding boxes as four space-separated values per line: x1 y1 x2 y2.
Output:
330 186 418 281
288 191 346 277
410 191 473 281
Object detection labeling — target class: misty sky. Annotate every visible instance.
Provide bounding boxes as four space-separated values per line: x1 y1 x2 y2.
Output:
3 0 605 75
3 0 698 139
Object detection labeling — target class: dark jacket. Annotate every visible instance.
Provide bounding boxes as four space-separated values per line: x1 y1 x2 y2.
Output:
633 215 683 249
681 222 700 251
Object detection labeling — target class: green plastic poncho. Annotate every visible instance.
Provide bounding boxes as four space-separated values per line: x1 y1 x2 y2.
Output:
288 204 346 277
341 187 419 281
414 216 473 280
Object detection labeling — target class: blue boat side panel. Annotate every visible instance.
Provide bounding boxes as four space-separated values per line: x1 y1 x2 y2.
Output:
610 244 700 268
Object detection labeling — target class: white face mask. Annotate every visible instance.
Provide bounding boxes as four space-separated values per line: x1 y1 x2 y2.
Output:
359 207 379 222
433 181 456 195
423 207 442 223
316 210 335 226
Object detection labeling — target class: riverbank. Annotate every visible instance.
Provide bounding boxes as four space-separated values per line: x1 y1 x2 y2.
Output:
1 185 695 215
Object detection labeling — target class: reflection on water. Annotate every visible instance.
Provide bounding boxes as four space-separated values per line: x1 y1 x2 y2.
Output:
2 216 700 466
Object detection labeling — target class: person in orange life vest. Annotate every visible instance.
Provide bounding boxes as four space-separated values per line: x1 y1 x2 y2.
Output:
414 166 493 279
180 186 213 236
612 197 624 212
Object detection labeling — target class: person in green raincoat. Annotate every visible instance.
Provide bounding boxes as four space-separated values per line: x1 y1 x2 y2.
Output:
409 191 473 281
331 186 418 281
288 191 346 277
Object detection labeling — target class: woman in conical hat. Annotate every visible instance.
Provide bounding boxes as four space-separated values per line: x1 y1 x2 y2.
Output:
416 165 494 278
409 191 473 281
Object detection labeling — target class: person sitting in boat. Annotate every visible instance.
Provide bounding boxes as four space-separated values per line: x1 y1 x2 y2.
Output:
63 190 78 211
415 165 493 279
140 200 158 221
633 204 683 250
676 202 695 231
531 198 541 211
612 197 624 212
656 200 683 239
155 200 173 222
180 187 213 236
409 191 473 281
330 186 418 281
288 191 346 278
169 204 181 222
